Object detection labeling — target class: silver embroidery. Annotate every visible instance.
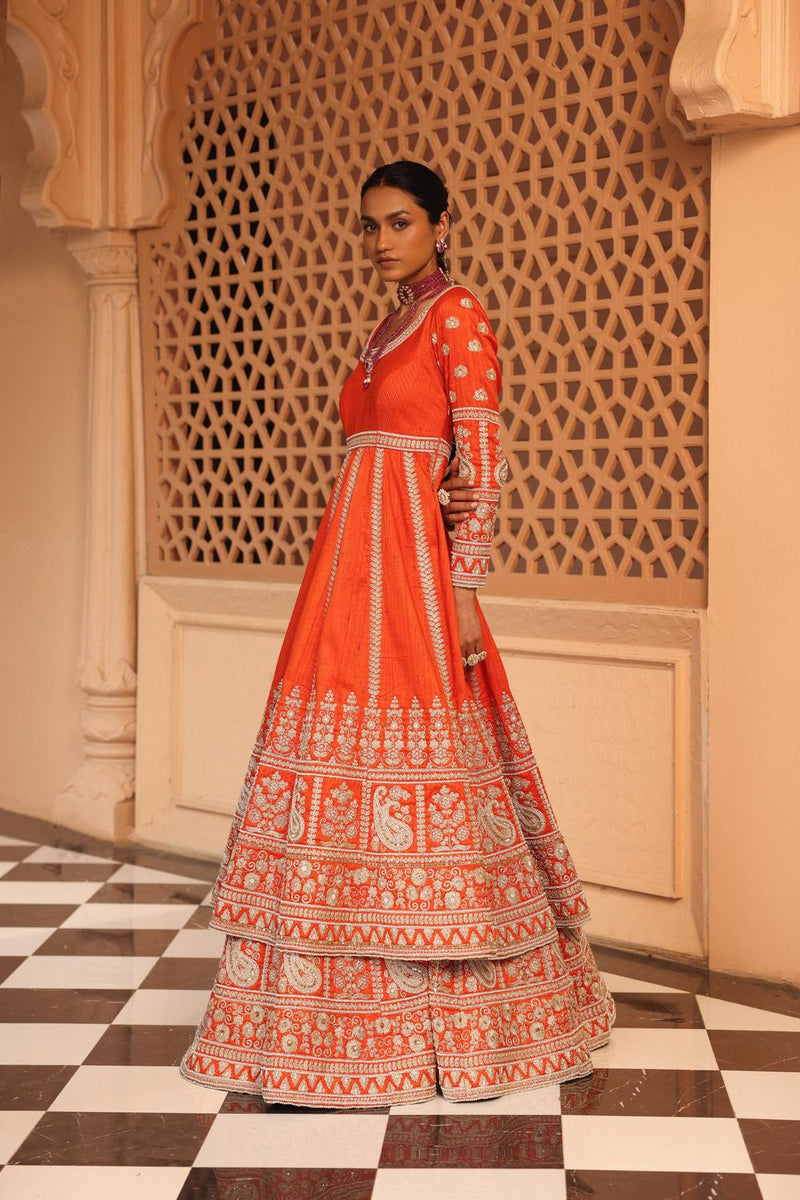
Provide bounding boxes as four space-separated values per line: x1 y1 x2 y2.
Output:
477 320 490 334
477 785 518 846
469 958 497 987
283 953 323 994
368 447 384 705
387 959 428 993
450 405 500 425
346 430 451 458
372 784 414 851
323 448 361 616
225 937 261 988
486 367 497 380
360 283 457 369
459 297 474 308
473 387 488 402
454 365 468 378
445 315 460 328
467 338 482 352
287 786 306 841
403 451 452 694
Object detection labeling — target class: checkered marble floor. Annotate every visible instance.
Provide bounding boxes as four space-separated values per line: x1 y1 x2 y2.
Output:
0 807 798 1200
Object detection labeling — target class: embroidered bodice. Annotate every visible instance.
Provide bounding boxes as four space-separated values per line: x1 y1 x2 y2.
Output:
340 283 509 587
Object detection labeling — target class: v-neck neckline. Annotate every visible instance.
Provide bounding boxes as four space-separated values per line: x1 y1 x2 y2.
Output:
360 283 457 373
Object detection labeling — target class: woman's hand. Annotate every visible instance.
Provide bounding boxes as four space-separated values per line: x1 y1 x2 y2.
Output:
453 586 485 668
437 457 478 528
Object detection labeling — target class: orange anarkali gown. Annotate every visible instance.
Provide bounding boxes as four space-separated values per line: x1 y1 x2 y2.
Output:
180 277 616 1107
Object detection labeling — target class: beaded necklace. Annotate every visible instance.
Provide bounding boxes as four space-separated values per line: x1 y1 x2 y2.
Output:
360 265 453 387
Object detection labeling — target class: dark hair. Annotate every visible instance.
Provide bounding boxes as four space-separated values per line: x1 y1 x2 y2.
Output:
360 160 452 275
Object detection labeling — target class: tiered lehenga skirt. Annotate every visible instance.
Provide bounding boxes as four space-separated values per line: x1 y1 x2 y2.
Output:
179 437 616 1107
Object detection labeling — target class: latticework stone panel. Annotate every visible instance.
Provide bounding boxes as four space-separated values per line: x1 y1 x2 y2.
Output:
138 0 710 605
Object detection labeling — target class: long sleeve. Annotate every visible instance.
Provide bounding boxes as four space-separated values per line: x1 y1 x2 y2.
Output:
433 289 509 588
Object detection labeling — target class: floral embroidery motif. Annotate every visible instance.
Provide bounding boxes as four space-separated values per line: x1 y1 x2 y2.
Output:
181 928 616 1104
445 315 460 328
434 288 508 588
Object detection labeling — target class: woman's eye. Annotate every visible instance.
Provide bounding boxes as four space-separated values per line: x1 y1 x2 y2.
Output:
394 220 407 229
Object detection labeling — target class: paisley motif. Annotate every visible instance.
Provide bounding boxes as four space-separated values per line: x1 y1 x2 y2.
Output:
387 958 428 993
477 786 518 846
224 937 261 988
283 952 324 994
468 958 497 987
287 801 305 841
515 802 546 835
372 784 414 851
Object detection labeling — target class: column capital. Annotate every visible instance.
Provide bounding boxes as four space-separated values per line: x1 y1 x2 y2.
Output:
66 229 139 284
671 0 800 134
3 0 203 231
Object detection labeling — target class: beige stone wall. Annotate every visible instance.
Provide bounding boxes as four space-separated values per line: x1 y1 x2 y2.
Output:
0 51 88 820
708 124 800 984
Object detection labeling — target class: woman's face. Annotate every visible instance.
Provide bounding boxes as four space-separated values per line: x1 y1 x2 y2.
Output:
359 185 448 292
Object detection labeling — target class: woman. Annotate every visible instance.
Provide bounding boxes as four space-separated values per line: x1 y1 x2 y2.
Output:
180 160 616 1107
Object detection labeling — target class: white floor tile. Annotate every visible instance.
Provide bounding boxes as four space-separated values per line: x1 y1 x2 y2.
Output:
194 1111 389 1168
0 1109 43 1163
2 954 157 990
561 1114 753 1172
589 1027 718 1070
601 971 685 995
697 993 800 1031
0 1023 105 1065
388 1084 561 1115
51 1065 226 1114
162 928 225 958
0 882 103 905
107 863 209 885
113 988 209 1025
0 836 35 846
757 1176 800 1200
372 1168 567 1200
61 903 196 930
0 863 19 879
24 846 117 865
0 926 55 955
722 1069 800 1120
0 1166 192 1200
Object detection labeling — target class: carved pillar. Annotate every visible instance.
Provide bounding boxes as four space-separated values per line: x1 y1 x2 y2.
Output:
52 232 141 838
2 1 204 838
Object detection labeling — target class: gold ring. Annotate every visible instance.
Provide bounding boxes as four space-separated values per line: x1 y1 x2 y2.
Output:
437 487 451 506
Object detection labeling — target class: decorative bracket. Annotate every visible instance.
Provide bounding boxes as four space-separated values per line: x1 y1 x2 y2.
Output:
670 0 800 134
3 0 203 230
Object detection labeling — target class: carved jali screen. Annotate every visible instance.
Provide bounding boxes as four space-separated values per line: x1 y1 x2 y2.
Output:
138 0 710 605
